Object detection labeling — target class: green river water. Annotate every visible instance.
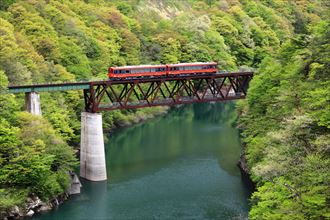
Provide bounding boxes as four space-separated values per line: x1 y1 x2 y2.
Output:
31 102 252 220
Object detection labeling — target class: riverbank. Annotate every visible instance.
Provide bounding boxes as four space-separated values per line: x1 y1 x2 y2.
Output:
4 194 67 220
1 107 169 220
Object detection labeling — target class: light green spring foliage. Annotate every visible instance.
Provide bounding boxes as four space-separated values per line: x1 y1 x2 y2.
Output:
0 0 329 218
237 2 330 219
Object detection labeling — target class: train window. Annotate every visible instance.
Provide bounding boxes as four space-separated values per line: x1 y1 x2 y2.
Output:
156 68 165 72
114 70 119 74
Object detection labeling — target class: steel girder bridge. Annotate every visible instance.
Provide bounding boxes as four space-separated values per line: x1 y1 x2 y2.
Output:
8 72 253 112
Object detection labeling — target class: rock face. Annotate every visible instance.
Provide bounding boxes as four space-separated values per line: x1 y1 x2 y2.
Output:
3 194 58 219
237 153 250 175
38 204 51 212
7 206 22 219
237 153 255 190
26 210 34 217
26 196 41 211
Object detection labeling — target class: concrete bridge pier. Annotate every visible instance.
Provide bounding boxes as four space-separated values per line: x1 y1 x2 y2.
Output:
25 92 42 115
80 112 107 181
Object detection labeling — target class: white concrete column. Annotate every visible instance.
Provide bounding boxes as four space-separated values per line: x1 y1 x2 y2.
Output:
80 112 107 181
25 92 42 115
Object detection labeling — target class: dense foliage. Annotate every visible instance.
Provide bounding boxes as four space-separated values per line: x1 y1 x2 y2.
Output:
238 4 330 220
0 0 328 218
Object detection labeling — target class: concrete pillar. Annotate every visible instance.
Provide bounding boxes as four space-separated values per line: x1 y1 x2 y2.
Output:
68 172 82 195
80 112 107 181
25 92 42 115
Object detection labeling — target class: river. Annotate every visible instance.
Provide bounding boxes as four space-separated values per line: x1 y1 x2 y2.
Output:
31 102 252 220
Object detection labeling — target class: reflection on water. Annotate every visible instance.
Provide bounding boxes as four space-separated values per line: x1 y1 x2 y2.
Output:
32 102 251 220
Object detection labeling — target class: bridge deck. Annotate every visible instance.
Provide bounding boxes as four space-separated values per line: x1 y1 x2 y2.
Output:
8 82 91 93
8 72 253 93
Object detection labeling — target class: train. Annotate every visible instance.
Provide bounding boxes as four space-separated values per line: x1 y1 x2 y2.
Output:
108 62 218 79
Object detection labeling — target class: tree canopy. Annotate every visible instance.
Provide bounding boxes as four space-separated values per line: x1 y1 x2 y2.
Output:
0 0 329 218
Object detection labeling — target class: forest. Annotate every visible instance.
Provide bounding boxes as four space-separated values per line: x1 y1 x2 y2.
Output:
0 0 329 219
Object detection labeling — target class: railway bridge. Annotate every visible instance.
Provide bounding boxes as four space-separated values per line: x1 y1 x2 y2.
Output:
8 71 253 181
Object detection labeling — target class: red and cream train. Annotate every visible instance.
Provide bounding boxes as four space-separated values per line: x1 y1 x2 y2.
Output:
108 62 218 79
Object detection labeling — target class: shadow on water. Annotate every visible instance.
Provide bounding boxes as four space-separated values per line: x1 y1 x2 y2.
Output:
32 102 253 220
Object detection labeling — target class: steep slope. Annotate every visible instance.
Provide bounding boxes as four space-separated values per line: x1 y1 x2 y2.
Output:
0 0 328 218
237 4 329 219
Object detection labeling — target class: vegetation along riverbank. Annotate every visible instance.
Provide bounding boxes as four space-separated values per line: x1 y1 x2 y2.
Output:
0 0 329 219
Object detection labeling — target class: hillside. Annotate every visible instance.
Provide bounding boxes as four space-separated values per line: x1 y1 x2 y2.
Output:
0 0 329 219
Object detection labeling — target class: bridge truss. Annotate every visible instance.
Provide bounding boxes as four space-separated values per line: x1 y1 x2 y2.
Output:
84 72 253 113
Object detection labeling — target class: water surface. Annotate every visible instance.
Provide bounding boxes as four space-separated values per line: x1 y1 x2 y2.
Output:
32 103 251 220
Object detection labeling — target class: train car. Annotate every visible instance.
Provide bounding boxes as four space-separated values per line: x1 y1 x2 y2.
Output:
108 62 218 79
167 62 218 75
108 64 167 78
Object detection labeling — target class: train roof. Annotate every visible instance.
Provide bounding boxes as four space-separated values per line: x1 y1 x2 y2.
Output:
168 62 217 66
110 64 166 69
109 62 217 69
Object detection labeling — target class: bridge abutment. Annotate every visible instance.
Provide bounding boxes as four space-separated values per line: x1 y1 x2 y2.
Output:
25 92 42 115
80 112 107 181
